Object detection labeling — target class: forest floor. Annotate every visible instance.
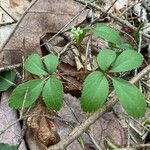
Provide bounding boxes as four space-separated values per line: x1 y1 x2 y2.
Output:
0 0 150 150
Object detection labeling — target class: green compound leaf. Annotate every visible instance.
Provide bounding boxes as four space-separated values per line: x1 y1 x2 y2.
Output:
110 50 143 72
80 71 109 112
0 143 17 150
113 78 146 118
0 70 16 92
25 54 48 75
93 24 123 45
43 54 59 74
97 49 116 71
42 76 64 111
9 79 45 109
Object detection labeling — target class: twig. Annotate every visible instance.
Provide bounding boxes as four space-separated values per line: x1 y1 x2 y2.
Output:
135 31 142 75
48 64 150 150
17 120 27 149
0 113 73 136
130 117 150 133
0 63 22 72
104 138 118 149
75 0 150 40
120 29 137 46
102 0 118 16
127 118 131 148
58 42 72 58
132 143 150 148
64 96 102 150
119 1 142 17
0 5 17 22
40 5 87 47
78 136 85 149
142 81 150 90
0 21 16 26
85 34 92 69
87 132 102 150
0 117 23 136
0 0 39 53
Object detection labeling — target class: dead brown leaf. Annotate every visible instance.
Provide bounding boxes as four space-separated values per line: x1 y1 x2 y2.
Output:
0 0 87 68
26 100 60 149
58 94 127 150
0 92 27 150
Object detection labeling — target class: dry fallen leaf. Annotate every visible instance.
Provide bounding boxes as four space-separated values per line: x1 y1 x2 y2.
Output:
0 0 87 68
0 92 27 150
58 94 127 150
9 0 30 14
26 101 60 149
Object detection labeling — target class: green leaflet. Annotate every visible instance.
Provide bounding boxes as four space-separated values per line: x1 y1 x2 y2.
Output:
93 24 123 45
80 71 109 112
108 42 133 51
110 50 143 72
118 43 133 50
0 70 16 92
43 54 59 74
97 49 116 71
113 78 146 117
9 79 45 109
25 54 48 75
0 143 17 150
42 76 64 111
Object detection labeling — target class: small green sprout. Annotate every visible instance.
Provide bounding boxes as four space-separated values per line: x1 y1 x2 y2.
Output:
71 26 87 45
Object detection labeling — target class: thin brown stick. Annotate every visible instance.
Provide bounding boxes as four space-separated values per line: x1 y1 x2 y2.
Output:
0 5 17 22
75 0 150 40
0 63 22 72
0 0 38 53
0 21 16 26
0 114 71 136
134 143 150 148
40 5 87 47
48 64 150 150
103 0 118 16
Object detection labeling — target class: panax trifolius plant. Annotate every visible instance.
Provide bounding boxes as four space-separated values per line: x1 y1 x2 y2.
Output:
80 24 146 118
9 24 147 118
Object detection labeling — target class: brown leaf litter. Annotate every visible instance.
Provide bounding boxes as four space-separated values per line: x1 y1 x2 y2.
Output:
0 0 145 149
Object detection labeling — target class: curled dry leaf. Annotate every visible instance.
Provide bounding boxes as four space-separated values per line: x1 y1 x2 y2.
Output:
26 100 60 149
